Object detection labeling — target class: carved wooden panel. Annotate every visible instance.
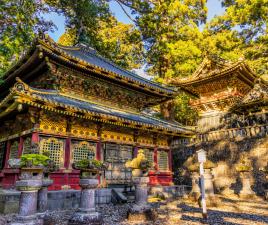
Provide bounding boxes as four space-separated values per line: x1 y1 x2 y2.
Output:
71 141 96 163
158 150 169 171
40 112 67 134
9 141 19 159
102 131 133 144
143 148 154 169
40 137 65 167
104 143 133 183
55 66 158 110
22 137 32 154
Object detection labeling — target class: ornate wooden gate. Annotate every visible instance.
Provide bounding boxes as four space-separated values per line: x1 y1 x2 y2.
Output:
104 143 133 184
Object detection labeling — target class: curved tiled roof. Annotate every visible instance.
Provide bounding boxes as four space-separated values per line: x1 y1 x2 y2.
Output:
0 79 194 135
2 35 178 98
57 44 176 94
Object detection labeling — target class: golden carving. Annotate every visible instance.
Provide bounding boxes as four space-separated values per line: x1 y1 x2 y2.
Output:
102 130 134 143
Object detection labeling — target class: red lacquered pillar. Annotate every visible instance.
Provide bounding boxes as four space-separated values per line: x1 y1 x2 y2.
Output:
3 141 11 168
96 138 102 161
64 137 71 169
31 132 39 144
153 146 158 171
18 137 24 158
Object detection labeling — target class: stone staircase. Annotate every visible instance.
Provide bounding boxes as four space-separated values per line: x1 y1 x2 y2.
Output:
111 184 135 204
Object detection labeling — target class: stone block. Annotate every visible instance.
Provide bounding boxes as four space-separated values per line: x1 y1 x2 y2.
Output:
47 199 64 211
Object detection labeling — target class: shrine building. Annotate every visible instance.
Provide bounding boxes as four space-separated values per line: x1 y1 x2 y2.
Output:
172 55 257 134
0 36 193 190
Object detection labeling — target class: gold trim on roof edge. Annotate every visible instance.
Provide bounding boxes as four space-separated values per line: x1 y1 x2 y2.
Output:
0 79 194 136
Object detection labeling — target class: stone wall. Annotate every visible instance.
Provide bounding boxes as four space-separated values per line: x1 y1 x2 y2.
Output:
0 189 112 214
173 125 268 196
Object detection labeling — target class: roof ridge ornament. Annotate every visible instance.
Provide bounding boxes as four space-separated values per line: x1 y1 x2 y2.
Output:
13 77 29 93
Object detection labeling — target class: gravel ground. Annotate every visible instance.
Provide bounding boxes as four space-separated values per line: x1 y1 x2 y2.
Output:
0 195 267 225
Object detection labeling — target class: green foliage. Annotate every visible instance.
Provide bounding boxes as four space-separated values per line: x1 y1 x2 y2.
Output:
20 154 50 168
122 0 207 78
0 0 55 77
206 0 268 76
58 16 144 70
73 159 107 170
174 94 198 126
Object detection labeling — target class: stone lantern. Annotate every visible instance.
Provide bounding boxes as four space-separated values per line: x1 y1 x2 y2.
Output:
126 150 155 222
69 159 106 225
235 154 255 199
10 167 43 225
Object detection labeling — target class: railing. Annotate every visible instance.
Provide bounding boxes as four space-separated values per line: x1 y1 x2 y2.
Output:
172 124 268 147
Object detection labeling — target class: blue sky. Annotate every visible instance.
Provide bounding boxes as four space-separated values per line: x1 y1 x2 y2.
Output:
47 0 225 41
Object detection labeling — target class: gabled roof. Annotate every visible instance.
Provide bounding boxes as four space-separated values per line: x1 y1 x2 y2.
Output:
0 79 194 136
2 35 177 98
172 56 256 85
170 55 257 97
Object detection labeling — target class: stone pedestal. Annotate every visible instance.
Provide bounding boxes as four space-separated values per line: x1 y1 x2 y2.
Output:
37 179 53 214
69 178 102 225
239 172 255 198
10 168 43 225
202 169 220 207
189 172 200 200
204 169 215 197
128 176 155 222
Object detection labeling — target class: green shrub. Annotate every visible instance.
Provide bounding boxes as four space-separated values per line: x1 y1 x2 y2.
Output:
20 154 50 168
73 159 106 170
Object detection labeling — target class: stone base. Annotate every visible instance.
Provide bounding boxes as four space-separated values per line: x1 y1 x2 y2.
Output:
9 215 43 225
68 210 102 225
188 192 200 201
198 196 221 207
238 193 256 199
127 204 156 222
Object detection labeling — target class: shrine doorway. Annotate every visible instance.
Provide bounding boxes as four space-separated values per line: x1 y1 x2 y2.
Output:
103 143 133 184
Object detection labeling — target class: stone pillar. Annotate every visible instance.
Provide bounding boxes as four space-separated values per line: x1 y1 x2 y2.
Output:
69 178 102 225
10 168 43 225
239 172 255 198
204 169 215 197
134 177 149 205
37 178 53 213
128 176 154 222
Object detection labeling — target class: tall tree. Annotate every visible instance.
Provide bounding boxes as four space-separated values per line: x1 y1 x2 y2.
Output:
58 16 144 70
116 1 207 122
207 0 268 76
0 0 55 77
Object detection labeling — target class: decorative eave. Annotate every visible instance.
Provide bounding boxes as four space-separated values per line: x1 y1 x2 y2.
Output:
190 90 244 114
2 35 178 99
231 79 268 114
0 79 194 137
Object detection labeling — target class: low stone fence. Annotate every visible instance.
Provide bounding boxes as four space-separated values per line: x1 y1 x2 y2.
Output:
0 189 112 214
172 124 268 147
